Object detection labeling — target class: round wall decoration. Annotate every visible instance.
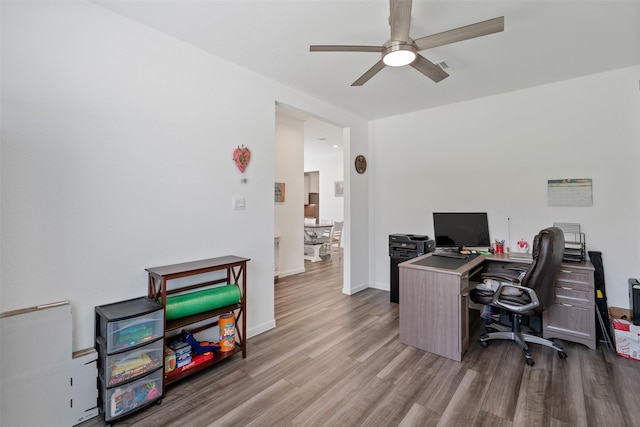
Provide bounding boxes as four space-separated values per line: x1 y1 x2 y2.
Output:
354 154 367 174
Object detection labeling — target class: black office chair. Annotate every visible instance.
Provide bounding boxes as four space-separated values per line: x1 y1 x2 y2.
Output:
470 227 566 366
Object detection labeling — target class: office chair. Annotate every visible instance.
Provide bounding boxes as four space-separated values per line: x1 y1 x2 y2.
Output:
470 227 566 366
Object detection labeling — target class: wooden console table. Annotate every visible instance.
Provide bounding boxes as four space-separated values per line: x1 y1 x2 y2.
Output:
146 255 249 393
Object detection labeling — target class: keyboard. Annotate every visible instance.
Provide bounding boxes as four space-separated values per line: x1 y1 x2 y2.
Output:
432 251 469 259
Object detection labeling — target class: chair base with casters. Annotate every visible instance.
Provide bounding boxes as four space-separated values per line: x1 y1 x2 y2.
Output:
471 227 568 366
478 313 567 366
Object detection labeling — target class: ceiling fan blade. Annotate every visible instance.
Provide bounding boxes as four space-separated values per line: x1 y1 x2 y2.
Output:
352 60 386 86
410 54 449 83
414 16 504 51
389 0 412 42
310 45 383 53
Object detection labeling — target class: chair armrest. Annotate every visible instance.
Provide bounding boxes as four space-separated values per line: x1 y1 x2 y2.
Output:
481 272 521 283
502 263 529 273
491 283 540 313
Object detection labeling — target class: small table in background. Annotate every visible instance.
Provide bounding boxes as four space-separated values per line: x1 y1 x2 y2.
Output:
304 224 333 262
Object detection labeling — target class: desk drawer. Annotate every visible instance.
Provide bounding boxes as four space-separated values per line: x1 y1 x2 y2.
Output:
544 301 595 349
544 261 596 349
554 281 593 304
545 302 593 331
556 266 592 285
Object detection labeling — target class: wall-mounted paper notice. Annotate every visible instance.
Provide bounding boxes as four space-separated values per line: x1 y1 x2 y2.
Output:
548 178 593 206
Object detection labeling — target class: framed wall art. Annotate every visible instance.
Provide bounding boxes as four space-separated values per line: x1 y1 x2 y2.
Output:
274 182 286 203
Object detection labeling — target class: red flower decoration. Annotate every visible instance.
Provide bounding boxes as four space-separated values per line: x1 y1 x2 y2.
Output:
233 145 251 173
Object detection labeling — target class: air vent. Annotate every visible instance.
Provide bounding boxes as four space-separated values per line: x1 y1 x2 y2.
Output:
435 60 451 71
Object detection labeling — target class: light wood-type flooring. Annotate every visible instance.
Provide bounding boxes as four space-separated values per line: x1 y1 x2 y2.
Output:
84 252 640 426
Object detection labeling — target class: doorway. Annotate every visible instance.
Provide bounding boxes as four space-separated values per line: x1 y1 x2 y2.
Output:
274 105 345 278
304 171 320 223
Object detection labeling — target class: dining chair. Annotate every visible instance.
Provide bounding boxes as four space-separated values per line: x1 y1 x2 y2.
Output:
329 221 343 260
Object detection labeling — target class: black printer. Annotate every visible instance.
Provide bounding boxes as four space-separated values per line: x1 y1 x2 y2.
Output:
389 234 435 303
389 233 435 258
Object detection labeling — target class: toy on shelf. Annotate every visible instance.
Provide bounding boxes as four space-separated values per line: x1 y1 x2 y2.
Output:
168 338 192 368
166 352 214 379
180 329 220 354
164 346 176 373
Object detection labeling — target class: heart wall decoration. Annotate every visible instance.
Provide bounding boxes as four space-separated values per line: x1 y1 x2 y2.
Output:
233 145 251 182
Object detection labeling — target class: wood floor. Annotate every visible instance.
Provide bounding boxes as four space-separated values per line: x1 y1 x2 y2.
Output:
85 254 640 427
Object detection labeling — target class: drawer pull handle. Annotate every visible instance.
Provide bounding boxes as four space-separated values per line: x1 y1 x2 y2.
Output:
561 303 574 307
462 293 469 297
560 269 573 274
561 286 573 290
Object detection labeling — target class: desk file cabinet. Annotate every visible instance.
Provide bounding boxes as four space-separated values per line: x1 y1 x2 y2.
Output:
543 261 596 349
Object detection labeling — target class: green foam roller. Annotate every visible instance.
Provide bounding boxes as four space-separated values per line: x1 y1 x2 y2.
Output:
164 284 241 321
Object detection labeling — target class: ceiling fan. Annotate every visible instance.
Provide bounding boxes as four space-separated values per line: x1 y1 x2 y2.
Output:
310 0 504 86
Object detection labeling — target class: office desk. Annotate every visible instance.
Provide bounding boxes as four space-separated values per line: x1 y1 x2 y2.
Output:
399 253 595 362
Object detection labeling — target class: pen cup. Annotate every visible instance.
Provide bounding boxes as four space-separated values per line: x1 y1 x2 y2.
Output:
495 243 504 254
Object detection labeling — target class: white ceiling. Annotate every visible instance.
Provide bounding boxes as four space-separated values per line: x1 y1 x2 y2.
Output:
95 0 640 122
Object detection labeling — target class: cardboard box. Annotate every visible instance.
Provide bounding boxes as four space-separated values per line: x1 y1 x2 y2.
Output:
609 307 640 361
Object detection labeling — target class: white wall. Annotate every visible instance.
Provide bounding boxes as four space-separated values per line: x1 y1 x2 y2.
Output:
275 115 305 277
1 1 370 350
370 65 640 309
304 126 344 226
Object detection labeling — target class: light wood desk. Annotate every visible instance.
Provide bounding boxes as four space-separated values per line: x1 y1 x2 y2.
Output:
399 253 484 361
399 253 595 362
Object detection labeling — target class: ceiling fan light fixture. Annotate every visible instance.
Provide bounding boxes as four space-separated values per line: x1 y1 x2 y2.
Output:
310 0 504 86
383 49 416 67
382 42 417 67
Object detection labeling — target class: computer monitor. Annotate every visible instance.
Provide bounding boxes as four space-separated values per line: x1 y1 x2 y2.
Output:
433 212 491 250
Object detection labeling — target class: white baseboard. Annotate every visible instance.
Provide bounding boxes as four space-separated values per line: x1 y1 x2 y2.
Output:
247 319 276 339
368 283 391 292
277 267 305 278
343 281 370 295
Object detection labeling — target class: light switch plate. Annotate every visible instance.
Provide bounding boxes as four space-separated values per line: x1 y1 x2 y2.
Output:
233 196 245 210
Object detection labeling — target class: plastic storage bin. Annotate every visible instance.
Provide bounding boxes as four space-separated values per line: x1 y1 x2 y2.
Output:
95 297 164 423
102 368 162 419
100 310 163 353
102 339 163 387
